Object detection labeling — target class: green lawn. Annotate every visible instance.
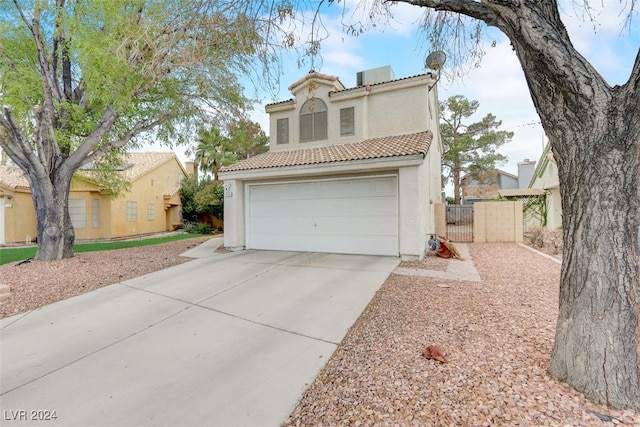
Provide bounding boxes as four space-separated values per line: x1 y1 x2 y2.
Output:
0 233 208 266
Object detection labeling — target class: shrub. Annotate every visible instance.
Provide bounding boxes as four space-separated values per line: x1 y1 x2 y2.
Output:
183 221 213 235
526 227 563 255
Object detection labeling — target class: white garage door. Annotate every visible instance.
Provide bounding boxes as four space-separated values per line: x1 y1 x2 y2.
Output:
246 175 399 256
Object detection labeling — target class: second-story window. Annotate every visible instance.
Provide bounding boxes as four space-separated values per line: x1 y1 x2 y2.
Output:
340 107 355 136
300 99 327 142
277 118 289 145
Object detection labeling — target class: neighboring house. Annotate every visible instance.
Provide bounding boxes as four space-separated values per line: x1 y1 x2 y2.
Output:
461 169 518 204
461 159 538 205
529 143 562 229
0 152 187 245
219 66 443 260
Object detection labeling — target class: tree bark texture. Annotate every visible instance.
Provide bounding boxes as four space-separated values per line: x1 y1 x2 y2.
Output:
397 0 640 411
29 171 75 261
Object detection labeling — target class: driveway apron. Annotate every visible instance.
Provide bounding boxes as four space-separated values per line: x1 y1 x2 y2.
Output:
0 242 399 427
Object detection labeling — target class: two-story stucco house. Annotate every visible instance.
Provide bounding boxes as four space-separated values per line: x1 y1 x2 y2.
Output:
0 152 186 245
218 66 443 260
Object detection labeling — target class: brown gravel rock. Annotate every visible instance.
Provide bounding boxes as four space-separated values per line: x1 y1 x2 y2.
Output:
283 243 640 427
0 236 211 318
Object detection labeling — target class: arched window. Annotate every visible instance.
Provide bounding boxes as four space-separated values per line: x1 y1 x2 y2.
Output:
300 99 328 142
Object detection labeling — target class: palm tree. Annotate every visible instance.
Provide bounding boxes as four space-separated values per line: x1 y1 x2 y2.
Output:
194 127 238 181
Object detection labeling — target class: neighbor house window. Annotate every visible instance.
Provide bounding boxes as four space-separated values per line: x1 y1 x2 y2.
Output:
147 203 155 221
126 201 138 222
92 199 100 228
276 118 289 145
340 107 355 136
300 99 327 142
68 199 86 229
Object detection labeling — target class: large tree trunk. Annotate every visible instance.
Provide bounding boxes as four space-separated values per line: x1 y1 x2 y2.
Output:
546 93 640 410
396 0 640 411
29 171 75 261
506 13 640 411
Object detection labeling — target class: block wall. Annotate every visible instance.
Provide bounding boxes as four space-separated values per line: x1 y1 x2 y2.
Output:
473 201 523 243
434 203 447 237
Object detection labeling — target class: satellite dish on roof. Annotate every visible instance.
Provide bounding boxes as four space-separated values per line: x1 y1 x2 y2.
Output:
425 51 446 92
425 51 446 71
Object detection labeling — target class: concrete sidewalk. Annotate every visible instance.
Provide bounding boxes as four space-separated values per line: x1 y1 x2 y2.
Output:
393 243 481 282
0 243 399 427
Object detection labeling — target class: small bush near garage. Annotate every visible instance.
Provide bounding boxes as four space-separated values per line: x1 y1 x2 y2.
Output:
526 227 563 255
183 221 213 235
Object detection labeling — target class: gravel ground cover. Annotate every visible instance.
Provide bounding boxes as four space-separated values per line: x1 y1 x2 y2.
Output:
0 236 210 318
1 239 638 425
283 243 639 426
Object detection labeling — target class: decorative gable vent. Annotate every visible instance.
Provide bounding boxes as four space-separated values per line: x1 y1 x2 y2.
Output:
356 65 395 86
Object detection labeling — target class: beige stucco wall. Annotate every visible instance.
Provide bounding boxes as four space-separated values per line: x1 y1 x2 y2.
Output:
227 72 442 258
364 80 431 138
267 74 436 151
473 201 524 243
1 157 186 244
545 187 562 230
221 179 245 251
434 203 447 237
530 148 562 230
1 190 37 244
108 159 185 239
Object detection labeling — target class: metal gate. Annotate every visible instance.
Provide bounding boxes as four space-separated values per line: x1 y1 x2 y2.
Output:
446 205 474 242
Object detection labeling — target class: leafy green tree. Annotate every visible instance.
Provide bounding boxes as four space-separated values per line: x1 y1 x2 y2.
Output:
194 180 224 221
440 95 513 204
0 0 287 261
180 174 224 225
194 119 268 180
179 174 201 224
228 119 270 160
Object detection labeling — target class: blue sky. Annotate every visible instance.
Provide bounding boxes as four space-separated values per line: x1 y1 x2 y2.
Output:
173 1 639 190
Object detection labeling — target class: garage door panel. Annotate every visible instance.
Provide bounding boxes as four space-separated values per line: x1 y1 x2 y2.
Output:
249 232 398 256
251 199 317 217
251 216 397 238
247 176 399 256
314 196 397 217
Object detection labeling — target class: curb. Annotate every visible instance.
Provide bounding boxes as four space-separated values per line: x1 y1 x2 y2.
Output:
518 243 562 264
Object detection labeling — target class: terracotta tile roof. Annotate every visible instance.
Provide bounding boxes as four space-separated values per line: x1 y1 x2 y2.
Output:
288 71 345 92
77 152 179 183
119 152 179 181
0 165 30 190
220 131 433 173
164 184 182 198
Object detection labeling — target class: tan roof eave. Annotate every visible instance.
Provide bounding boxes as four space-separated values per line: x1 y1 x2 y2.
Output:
265 99 296 113
219 154 425 181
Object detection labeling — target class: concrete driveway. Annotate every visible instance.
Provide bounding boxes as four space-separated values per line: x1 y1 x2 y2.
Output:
0 238 399 426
